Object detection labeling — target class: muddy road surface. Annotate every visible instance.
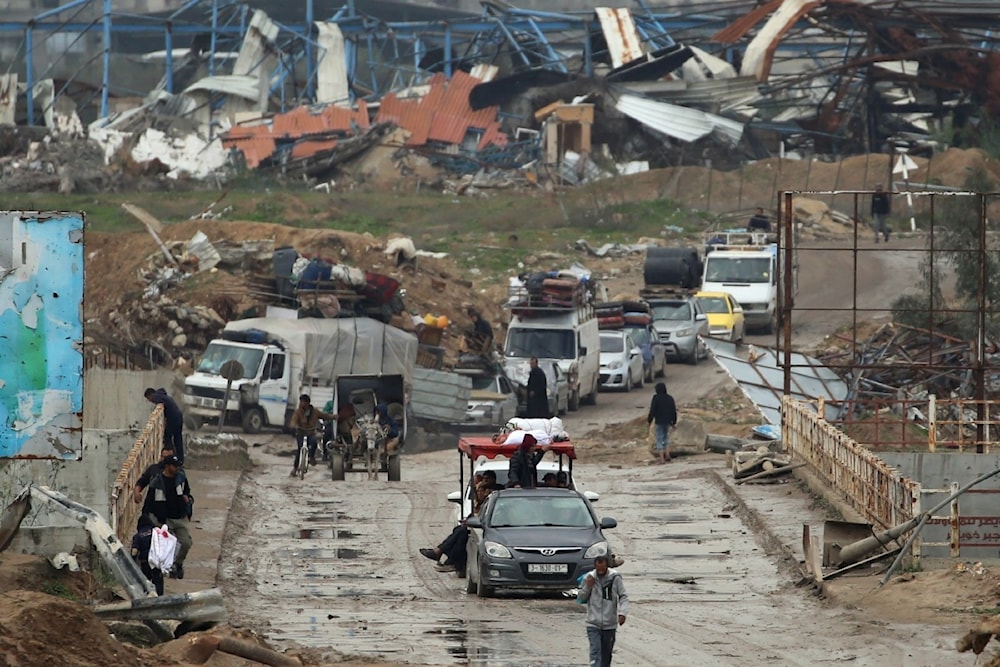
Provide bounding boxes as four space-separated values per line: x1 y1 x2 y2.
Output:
217 237 958 665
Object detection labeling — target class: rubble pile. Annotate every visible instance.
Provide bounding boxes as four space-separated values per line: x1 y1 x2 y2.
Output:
84 220 504 370
0 126 112 193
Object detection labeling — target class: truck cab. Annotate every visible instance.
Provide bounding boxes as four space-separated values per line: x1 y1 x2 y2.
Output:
183 333 295 433
701 236 781 334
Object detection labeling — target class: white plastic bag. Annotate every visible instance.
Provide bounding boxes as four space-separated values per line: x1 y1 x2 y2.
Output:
149 524 178 573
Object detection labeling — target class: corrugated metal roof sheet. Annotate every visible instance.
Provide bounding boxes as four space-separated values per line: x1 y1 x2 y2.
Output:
741 0 822 81
595 7 645 69
615 93 744 144
375 70 507 148
290 138 338 160
222 126 276 168
712 0 783 45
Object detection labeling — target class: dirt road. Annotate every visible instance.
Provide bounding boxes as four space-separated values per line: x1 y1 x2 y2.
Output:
217 236 963 665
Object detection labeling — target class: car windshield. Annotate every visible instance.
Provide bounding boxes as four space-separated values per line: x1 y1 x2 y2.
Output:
651 302 690 321
196 343 263 379
505 328 575 359
697 296 728 314
470 375 498 391
704 256 771 283
600 335 624 353
489 496 593 527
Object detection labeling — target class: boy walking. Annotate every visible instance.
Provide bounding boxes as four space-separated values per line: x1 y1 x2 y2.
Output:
647 382 677 464
577 554 629 667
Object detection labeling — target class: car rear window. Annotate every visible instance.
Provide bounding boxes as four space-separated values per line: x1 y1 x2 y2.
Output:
600 335 624 353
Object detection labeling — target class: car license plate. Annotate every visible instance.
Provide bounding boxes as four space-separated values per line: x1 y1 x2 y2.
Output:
528 563 567 574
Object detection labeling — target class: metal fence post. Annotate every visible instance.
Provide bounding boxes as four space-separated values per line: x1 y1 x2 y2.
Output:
950 481 960 559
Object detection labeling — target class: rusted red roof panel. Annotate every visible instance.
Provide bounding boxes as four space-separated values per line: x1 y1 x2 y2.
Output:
290 138 338 160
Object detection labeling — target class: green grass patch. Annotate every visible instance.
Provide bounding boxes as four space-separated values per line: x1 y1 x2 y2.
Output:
40 579 78 601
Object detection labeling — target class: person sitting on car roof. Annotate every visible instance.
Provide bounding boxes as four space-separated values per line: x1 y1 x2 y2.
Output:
556 471 570 488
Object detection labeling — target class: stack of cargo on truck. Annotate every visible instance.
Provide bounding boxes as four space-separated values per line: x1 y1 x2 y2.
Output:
503 265 601 412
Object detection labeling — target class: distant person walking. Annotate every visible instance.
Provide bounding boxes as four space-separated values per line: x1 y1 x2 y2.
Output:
145 387 185 464
871 183 892 243
526 356 549 419
647 382 677 464
577 554 629 667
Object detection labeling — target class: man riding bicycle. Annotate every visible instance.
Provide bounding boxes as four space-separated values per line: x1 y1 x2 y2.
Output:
290 394 334 477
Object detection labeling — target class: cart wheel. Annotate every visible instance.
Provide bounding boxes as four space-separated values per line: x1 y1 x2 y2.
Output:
330 452 345 481
387 454 401 482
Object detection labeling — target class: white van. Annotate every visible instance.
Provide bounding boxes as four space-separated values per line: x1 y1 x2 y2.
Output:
503 274 601 411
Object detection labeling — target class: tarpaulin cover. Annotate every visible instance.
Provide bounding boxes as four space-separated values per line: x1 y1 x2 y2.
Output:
225 317 417 384
458 436 577 461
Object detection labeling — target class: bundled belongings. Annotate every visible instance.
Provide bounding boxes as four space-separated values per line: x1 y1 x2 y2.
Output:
494 416 570 444
507 265 600 312
596 300 650 329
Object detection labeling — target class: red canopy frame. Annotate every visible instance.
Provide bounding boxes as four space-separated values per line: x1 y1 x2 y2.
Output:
457 436 577 461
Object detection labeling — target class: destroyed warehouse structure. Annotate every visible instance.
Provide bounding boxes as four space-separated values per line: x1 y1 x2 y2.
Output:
3 0 1000 186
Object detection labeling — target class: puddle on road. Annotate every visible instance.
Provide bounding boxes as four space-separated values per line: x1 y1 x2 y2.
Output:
277 547 365 559
655 533 721 541
296 528 357 539
424 619 523 663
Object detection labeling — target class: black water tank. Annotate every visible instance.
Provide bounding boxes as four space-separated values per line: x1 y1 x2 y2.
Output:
643 246 702 288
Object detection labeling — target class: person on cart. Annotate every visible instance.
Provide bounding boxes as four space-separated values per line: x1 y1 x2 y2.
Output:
375 402 401 453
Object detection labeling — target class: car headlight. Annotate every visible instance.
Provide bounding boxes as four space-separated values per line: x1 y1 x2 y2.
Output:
675 327 694 337
609 360 622 369
484 541 512 559
584 541 609 559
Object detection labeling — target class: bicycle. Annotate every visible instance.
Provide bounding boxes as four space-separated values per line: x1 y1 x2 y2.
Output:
294 428 317 480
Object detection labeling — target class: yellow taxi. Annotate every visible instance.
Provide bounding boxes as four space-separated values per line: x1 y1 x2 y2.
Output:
694 291 745 342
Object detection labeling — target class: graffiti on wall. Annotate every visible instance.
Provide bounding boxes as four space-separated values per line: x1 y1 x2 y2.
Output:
0 211 84 459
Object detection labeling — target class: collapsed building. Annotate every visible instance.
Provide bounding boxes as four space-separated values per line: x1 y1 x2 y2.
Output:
2 0 1000 189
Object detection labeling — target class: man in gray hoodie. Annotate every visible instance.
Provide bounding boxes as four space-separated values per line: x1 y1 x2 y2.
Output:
577 554 629 667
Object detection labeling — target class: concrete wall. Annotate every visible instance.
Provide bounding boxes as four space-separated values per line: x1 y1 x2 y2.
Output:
2 369 176 556
83 367 181 429
882 452 1000 561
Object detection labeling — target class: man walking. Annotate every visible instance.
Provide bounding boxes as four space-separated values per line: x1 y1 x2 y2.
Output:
871 183 892 243
141 454 193 579
647 382 677 464
145 387 185 464
525 356 549 419
132 445 175 503
578 554 628 667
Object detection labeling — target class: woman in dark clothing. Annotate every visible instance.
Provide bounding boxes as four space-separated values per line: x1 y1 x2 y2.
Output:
507 434 550 488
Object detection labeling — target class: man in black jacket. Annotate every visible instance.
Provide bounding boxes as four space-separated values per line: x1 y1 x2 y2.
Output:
132 445 175 504
526 357 550 418
145 387 185 464
141 455 193 579
647 382 677 464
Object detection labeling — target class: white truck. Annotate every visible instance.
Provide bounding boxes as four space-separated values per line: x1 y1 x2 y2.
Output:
502 272 601 411
701 231 796 334
182 317 417 433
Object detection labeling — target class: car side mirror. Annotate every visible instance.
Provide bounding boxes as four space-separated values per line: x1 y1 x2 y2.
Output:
584 490 600 503
447 491 461 504
600 517 617 529
630 347 640 357
695 313 707 321
580 347 587 356
466 516 483 529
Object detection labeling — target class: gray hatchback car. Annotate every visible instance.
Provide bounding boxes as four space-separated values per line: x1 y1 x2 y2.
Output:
464 487 617 597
